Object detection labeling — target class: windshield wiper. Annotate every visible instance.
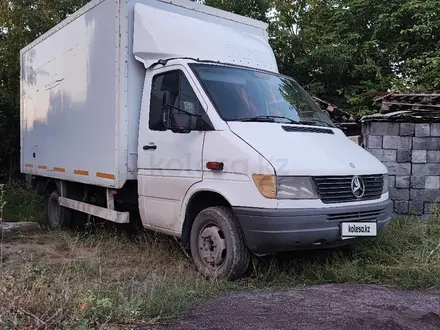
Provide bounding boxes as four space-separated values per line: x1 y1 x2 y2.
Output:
299 119 333 127
239 115 301 124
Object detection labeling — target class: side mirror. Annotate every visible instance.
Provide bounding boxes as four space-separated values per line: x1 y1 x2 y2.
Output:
162 99 203 134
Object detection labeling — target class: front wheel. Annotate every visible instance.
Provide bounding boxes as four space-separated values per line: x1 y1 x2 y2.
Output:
190 206 251 280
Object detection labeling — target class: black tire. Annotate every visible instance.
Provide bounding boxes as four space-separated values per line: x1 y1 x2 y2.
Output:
47 190 71 230
190 206 251 280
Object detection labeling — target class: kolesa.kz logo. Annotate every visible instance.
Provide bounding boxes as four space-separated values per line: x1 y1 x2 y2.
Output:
348 225 371 233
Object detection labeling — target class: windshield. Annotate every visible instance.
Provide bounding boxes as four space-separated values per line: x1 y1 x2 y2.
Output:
189 64 334 127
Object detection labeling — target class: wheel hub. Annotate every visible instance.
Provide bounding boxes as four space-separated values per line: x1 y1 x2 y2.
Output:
198 225 226 266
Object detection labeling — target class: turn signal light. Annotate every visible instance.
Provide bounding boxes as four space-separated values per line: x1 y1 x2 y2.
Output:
206 162 224 171
252 174 276 199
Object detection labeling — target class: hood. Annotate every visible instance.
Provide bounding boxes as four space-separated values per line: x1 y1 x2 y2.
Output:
228 122 387 176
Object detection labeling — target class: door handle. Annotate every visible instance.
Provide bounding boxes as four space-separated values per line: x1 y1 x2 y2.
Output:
143 144 157 150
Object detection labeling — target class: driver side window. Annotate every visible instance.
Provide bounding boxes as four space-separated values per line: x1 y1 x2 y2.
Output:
149 70 202 131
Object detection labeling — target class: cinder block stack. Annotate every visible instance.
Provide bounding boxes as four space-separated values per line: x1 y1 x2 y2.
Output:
362 121 440 215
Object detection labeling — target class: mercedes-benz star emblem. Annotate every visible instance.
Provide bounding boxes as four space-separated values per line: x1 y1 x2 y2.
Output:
351 176 365 198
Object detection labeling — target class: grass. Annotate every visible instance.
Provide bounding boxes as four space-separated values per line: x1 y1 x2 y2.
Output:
1 183 45 224
1 184 440 329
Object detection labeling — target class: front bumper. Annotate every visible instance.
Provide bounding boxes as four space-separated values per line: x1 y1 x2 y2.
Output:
233 199 393 254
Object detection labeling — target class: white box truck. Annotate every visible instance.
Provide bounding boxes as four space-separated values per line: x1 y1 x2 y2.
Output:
20 0 392 279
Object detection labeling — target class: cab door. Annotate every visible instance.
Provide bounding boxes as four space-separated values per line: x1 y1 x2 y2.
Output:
137 65 207 234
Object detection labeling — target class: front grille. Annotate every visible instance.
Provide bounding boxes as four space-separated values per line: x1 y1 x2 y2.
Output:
313 175 384 204
327 209 383 222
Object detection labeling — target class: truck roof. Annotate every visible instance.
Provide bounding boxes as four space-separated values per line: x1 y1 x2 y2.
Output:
21 0 269 54
133 1 277 72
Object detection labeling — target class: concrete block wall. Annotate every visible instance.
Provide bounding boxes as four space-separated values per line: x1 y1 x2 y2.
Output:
362 121 440 215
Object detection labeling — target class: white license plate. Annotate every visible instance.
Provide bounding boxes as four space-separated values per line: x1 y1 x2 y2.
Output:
341 222 377 238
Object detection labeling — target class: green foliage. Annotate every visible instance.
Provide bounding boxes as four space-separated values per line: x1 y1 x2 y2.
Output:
204 0 440 112
2 184 45 223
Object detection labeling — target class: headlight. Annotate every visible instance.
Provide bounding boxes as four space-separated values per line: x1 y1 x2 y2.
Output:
252 174 277 198
277 176 318 199
382 173 389 194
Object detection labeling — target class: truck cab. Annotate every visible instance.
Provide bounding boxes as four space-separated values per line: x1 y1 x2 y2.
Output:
136 57 392 279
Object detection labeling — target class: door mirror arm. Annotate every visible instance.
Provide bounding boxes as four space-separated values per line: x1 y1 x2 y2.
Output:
162 104 204 133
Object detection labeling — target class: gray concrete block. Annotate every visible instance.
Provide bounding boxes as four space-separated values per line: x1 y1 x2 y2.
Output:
412 150 427 163
369 149 397 162
412 163 440 175
410 188 440 202
397 150 411 163
425 176 440 189
409 201 424 215
389 175 396 188
413 137 440 150
394 201 409 214
395 175 410 188
383 136 412 150
366 136 383 149
370 122 400 136
361 122 371 135
382 162 411 175
415 123 430 137
430 123 440 136
427 150 440 163
411 176 426 188
400 123 415 136
389 188 409 201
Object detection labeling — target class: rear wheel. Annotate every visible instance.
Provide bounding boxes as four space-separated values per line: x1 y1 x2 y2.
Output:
47 190 71 230
190 206 250 280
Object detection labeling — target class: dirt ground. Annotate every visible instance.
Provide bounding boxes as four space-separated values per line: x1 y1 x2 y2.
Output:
2 227 440 330
146 284 440 330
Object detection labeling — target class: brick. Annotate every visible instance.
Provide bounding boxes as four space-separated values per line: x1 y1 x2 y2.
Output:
409 201 424 215
412 163 440 175
410 189 440 202
413 137 440 150
425 176 440 189
395 176 410 188
427 150 440 163
389 188 409 201
430 123 440 136
394 201 409 214
411 176 426 188
366 136 383 149
383 136 412 150
400 123 415 136
412 150 427 163
382 162 411 175
389 175 396 188
369 149 397 162
424 202 440 214
397 150 411 163
370 122 400 136
415 123 430 137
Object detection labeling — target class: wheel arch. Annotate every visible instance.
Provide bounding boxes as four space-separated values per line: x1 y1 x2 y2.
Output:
181 189 232 249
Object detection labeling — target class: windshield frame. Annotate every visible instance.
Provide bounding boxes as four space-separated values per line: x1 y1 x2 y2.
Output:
188 62 335 127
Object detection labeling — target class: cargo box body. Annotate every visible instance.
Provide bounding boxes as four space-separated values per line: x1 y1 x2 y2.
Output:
20 0 139 188
20 0 272 189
